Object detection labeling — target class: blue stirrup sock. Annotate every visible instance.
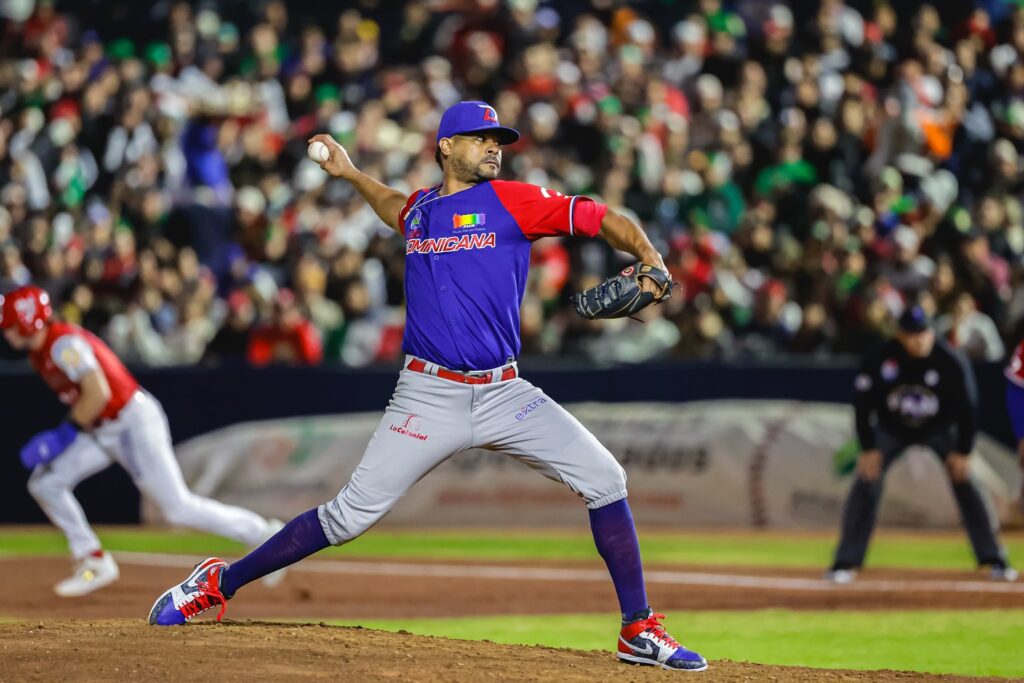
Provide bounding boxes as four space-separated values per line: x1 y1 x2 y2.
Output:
221 501 649 617
589 498 649 620
220 508 329 597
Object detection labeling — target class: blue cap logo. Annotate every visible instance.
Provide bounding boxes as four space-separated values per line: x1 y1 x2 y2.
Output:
437 101 520 145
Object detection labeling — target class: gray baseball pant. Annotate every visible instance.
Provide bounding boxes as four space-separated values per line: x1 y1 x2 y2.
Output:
318 361 627 545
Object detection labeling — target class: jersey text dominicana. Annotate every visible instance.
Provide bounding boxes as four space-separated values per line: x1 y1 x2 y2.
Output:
398 180 606 371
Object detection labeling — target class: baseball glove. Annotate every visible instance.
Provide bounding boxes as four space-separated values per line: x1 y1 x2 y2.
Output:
572 262 674 320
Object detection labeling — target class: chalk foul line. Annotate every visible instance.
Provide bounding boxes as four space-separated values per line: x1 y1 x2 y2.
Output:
110 552 1024 595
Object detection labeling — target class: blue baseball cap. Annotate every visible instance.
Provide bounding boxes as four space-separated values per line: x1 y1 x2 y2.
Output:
436 101 520 145
898 304 932 333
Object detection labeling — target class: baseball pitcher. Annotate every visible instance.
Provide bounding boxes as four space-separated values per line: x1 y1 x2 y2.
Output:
148 101 704 672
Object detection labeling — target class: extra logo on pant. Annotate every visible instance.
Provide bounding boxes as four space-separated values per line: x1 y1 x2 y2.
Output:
514 397 548 421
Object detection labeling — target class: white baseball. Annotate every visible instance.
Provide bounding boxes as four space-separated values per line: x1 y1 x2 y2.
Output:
307 140 330 163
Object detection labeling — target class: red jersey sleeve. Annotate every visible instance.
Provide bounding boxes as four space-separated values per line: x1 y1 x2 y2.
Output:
398 188 435 235
490 180 607 240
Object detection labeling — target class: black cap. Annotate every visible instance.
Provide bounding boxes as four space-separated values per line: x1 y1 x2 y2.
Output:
898 305 932 333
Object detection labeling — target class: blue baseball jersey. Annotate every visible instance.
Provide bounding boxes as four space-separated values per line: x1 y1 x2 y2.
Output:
397 180 605 371
1006 340 1024 438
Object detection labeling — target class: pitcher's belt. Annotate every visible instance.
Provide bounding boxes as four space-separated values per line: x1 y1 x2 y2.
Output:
406 357 518 384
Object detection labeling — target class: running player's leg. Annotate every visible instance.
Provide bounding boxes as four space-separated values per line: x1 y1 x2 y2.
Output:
831 430 904 570
470 379 643 613
106 392 272 545
220 370 472 597
26 434 114 559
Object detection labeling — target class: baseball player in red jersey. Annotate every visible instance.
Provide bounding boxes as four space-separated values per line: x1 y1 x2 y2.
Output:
1 285 284 597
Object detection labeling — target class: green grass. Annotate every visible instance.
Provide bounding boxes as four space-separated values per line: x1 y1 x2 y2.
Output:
1 526 1021 570
330 610 1024 679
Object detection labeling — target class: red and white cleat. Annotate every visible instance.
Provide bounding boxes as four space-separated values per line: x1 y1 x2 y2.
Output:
617 609 708 672
148 557 229 626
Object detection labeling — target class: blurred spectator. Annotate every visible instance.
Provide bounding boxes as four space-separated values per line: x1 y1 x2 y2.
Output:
247 289 323 366
205 290 257 362
879 225 935 293
0 0 1021 368
937 292 1006 361
740 278 798 356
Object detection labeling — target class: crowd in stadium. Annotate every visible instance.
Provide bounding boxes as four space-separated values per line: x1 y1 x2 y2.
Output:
0 0 1022 366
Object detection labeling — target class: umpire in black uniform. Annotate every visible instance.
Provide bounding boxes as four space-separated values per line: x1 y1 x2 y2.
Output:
827 305 1017 583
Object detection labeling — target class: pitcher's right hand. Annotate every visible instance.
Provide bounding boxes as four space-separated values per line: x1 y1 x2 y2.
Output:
308 134 358 180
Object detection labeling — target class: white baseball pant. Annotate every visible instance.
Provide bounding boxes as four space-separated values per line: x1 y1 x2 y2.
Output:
27 389 272 558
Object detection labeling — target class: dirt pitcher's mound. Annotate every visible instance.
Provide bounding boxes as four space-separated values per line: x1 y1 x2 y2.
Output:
0 620 1003 682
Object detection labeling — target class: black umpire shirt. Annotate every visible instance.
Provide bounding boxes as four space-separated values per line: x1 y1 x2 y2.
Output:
853 338 978 453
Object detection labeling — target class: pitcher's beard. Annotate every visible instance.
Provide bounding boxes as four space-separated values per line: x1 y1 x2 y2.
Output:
451 155 499 183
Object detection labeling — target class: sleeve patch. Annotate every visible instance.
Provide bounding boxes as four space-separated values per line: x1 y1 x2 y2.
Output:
51 335 99 382
398 189 427 234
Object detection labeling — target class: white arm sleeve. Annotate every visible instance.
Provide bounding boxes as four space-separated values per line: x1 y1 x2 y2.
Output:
50 334 100 381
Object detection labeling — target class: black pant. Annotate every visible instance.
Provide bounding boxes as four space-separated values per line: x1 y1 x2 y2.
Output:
832 428 1007 569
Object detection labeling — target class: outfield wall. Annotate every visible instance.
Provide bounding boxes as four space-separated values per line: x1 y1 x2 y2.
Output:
0 359 1017 525
154 401 1019 530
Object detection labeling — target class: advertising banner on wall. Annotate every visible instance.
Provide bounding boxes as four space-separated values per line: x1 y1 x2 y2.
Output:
161 401 1021 529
